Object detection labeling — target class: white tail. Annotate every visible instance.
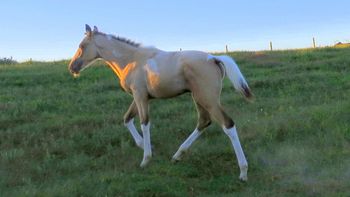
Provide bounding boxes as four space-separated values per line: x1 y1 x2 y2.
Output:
209 55 253 99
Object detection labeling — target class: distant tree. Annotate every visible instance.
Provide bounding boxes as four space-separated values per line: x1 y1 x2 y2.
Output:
0 56 17 64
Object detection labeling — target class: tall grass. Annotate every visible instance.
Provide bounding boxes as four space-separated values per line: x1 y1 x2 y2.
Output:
1 47 349 196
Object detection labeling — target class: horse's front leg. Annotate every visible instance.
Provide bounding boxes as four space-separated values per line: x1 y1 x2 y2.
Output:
133 93 152 167
124 100 144 149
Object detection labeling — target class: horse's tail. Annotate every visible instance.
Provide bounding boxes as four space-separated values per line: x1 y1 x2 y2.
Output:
208 55 253 100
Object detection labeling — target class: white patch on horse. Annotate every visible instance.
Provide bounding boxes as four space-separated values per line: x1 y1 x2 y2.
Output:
223 126 248 181
140 122 152 167
145 59 159 74
172 128 202 161
124 118 143 149
112 50 121 58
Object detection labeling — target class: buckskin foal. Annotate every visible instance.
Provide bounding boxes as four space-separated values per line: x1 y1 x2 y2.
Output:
68 25 253 181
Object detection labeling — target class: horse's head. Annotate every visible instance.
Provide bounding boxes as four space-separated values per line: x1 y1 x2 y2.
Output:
68 24 101 77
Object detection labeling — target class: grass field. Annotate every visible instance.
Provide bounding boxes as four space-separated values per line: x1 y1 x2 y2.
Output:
1 47 349 196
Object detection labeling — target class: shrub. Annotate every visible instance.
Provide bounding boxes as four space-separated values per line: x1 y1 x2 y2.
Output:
0 56 18 65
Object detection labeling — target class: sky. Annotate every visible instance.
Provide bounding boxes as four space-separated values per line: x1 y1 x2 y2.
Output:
0 0 349 61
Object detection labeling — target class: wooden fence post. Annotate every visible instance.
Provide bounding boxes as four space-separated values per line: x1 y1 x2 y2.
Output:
225 45 229 53
313 37 316 48
270 41 273 51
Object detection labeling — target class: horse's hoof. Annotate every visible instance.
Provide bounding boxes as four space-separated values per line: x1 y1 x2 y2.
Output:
140 156 151 168
171 157 181 163
239 174 248 181
172 149 185 162
239 165 248 181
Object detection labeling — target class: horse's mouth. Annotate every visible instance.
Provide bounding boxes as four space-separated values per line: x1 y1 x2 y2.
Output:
69 70 81 78
72 72 80 78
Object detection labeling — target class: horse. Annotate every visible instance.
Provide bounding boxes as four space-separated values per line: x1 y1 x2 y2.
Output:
68 24 253 181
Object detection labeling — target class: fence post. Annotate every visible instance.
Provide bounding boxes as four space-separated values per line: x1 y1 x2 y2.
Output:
313 37 316 48
225 45 229 53
270 41 273 51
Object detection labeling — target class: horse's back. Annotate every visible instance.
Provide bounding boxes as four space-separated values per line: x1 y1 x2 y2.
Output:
144 50 222 98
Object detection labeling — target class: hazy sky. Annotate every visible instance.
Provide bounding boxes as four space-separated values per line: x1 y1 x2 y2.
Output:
1 0 349 61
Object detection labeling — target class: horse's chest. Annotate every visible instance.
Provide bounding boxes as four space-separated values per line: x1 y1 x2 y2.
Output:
119 79 131 93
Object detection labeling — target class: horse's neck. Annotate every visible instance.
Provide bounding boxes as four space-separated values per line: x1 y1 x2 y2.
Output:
100 43 139 79
98 39 160 80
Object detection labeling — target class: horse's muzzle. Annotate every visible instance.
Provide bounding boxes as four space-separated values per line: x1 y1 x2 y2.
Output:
69 60 83 78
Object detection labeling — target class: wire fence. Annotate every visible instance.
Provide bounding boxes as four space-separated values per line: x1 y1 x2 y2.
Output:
179 37 350 53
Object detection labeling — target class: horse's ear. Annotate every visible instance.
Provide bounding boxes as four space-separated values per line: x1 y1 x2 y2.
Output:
85 24 92 36
93 26 99 32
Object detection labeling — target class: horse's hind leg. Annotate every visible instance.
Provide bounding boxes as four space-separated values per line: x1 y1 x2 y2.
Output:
204 101 248 181
172 98 211 162
123 100 143 149
190 79 248 181
223 125 248 181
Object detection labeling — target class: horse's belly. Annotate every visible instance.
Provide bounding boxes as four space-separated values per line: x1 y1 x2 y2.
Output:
146 74 187 98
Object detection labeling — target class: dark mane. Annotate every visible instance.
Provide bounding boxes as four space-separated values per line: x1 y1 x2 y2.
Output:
94 32 140 47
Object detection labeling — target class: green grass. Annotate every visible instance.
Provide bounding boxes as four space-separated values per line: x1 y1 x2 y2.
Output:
1 47 349 196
